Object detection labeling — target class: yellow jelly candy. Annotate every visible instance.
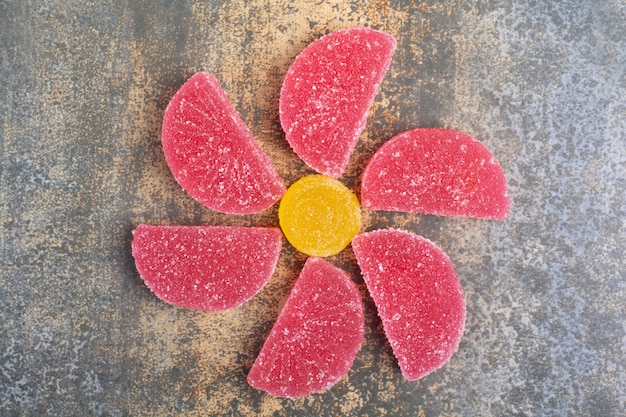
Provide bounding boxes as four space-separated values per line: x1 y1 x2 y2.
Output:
279 175 361 257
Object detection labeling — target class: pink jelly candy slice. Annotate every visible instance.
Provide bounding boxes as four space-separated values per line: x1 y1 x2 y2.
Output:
361 128 510 220
247 257 364 397
280 27 396 178
161 72 285 214
352 229 465 381
131 225 282 312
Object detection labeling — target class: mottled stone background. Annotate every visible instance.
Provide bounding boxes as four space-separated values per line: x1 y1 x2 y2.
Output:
1 1 624 416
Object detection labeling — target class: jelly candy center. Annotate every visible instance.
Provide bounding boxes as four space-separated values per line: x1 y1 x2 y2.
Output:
279 175 361 257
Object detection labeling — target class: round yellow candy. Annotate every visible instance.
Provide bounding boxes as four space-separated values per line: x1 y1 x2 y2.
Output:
279 175 361 257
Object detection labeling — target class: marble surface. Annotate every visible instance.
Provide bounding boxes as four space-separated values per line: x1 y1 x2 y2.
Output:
1 1 624 416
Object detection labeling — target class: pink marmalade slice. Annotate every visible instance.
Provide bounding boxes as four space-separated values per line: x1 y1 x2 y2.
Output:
247 257 364 398
131 225 282 312
352 229 465 381
280 27 396 178
361 128 510 220
161 72 285 214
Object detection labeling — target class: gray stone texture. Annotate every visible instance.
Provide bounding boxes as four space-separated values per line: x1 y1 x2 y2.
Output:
1 0 624 416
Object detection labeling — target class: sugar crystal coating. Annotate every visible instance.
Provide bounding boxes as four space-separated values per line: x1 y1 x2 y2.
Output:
247 257 364 398
280 27 396 178
352 229 465 381
361 128 510 220
278 175 361 257
162 72 285 214
131 225 282 312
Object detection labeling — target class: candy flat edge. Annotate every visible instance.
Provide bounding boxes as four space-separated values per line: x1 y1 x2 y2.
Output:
352 227 466 381
361 128 510 220
161 71 286 215
131 224 283 312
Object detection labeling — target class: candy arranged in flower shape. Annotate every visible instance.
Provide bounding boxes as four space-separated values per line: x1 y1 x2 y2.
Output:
131 26 509 398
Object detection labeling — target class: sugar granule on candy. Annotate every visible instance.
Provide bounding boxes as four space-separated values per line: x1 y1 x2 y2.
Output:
352 228 466 381
361 128 510 220
280 27 397 178
161 72 285 215
131 225 282 312
247 257 364 398
278 174 361 257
